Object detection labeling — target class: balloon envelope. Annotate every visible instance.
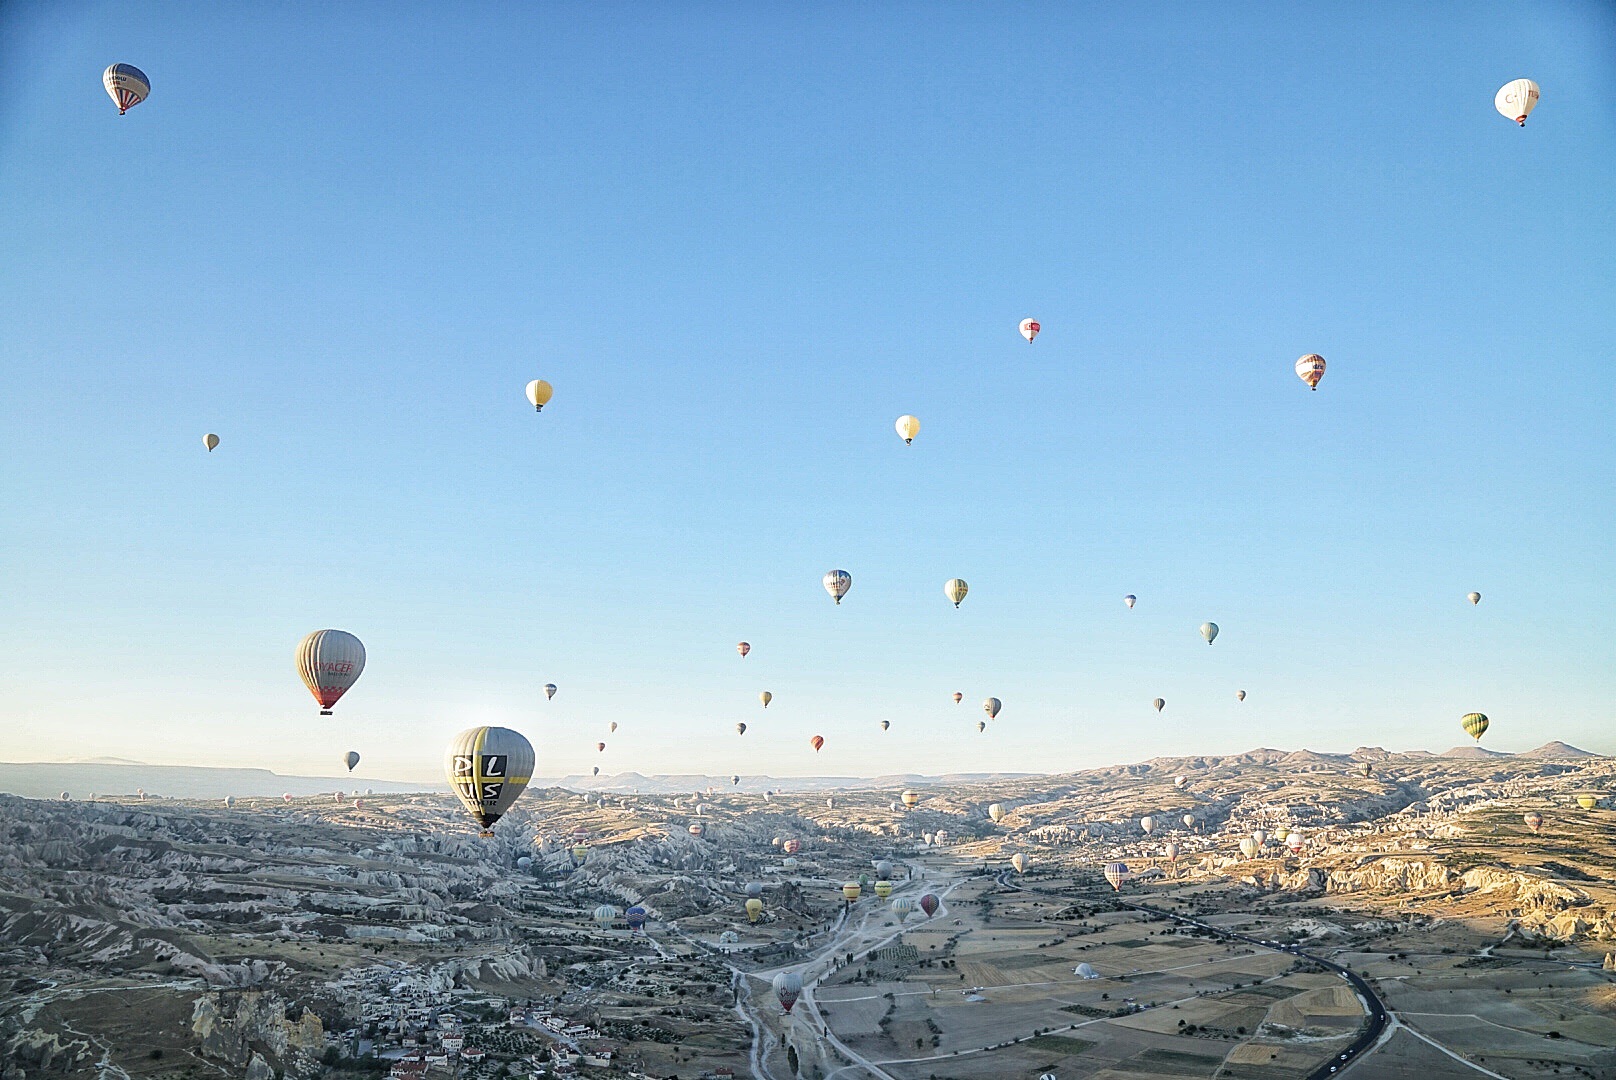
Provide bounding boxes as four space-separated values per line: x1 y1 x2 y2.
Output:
1295 353 1326 390
1236 690 1246 702
773 971 802 1013
1010 853 1028 874
919 893 939 917
296 630 365 715
810 735 824 752
736 722 747 736
737 641 751 657
880 719 890 731
952 692 963 704
1200 622 1219 644
1495 79 1540 124
983 697 1001 719
1467 592 1481 605
823 569 852 604
1461 712 1490 741
544 683 557 701
1018 317 1040 343
988 803 1005 823
525 379 553 411
1140 816 1155 834
1104 862 1128 891
746 898 763 922
759 691 772 708
944 578 968 607
1523 812 1543 832
1153 698 1166 713
1124 594 1136 609
901 790 919 808
203 433 219 452
445 726 536 833
345 751 360 772
103 64 150 113
895 415 921 444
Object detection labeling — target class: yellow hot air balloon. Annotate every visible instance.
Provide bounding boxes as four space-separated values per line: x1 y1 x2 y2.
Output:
525 380 553 411
873 880 893 899
901 790 919 809
759 691 772 708
746 898 764 923
895 415 920 445
1576 794 1598 811
841 881 861 902
944 578 968 608
1461 712 1489 741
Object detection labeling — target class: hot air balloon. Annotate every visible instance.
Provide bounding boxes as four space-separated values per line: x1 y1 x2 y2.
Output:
759 691 772 708
445 726 536 835
1286 830 1305 854
525 379 553 411
203 433 219 452
1295 354 1326 390
626 905 647 931
842 882 861 902
731 774 741 786
1124 594 1137 609
737 641 751 657
976 721 986 733
1236 690 1246 702
544 683 558 701
1523 812 1543 833
345 751 360 772
735 722 747 736
782 838 801 854
944 578 968 608
1577 795 1598 810
746 897 764 922
1360 762 1374 777
880 719 890 731
823 569 852 604
609 721 618 733
1173 775 1187 788
1162 842 1180 863
988 803 1005 823
895 415 921 445
516 855 533 870
1018 318 1040 343
1104 862 1128 891
826 796 836 809
810 735 824 752
296 630 365 715
983 697 1001 720
1010 853 1029 874
874 880 893 899
592 766 600 776
919 893 939 917
1140 816 1155 835
1495 79 1540 125
103 64 150 114
334 791 345 802
892 896 915 921
59 792 70 802
874 859 894 879
596 742 606 753
923 831 935 846
1251 829 1267 848
223 796 235 808
1154 698 1166 713
901 790 919 809
1200 622 1219 645
1239 838 1258 859
1183 813 1196 829
953 691 963 704
773 971 802 1013
743 881 764 899
282 793 292 803
933 829 949 845
689 823 704 837
593 904 616 929
1461 712 1490 741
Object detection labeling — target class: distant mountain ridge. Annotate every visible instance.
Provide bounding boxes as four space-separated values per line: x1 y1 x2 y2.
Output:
0 762 427 802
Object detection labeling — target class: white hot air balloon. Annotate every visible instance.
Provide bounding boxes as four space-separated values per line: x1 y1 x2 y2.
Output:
103 64 150 114
1140 815 1155 835
1495 79 1540 126
1018 318 1041 343
895 415 920 445
823 569 852 605
944 578 968 608
203 433 219 452
296 630 366 715
1239 838 1258 859
988 803 1005 823
1286 830 1304 854
1468 591 1482 606
1124 594 1136 609
1295 354 1326 390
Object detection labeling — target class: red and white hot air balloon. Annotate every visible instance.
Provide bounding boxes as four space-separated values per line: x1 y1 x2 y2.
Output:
296 630 365 715
1018 318 1041 343
103 64 150 114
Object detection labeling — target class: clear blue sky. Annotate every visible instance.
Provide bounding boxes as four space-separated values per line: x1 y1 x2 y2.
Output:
1 3 1612 783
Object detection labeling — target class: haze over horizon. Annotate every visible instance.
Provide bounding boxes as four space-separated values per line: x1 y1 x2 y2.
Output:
2 3 1613 782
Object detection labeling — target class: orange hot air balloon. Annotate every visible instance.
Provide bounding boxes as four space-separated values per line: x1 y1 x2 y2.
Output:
810 735 824 752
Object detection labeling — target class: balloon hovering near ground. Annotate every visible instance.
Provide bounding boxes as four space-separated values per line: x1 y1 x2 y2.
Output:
919 893 939 917
1524 812 1543 833
823 569 852 604
1200 622 1219 644
737 641 751 657
1495 79 1540 125
988 803 1005 823
1576 794 1598 811
1183 813 1196 828
1295 353 1326 390
810 735 824 752
1239 838 1258 859
1468 592 1481 605
203 433 219 452
1140 815 1155 835
445 726 535 836
759 691 772 708
1251 829 1266 847
892 896 915 921
842 882 861 902
1153 698 1166 713
1286 830 1305 854
773 971 802 1013
625 905 646 931
944 578 968 607
1104 862 1129 891
901 790 919 809
874 879 893 899
983 697 1001 720
525 379 553 412
1124 594 1136 609
296 630 365 715
345 751 360 772
746 898 763 922
895 415 920 445
103 64 150 114
1018 318 1041 343
1010 852 1029 874
1174 774 1187 788
1162 842 1179 864
1461 712 1490 741
952 692 963 704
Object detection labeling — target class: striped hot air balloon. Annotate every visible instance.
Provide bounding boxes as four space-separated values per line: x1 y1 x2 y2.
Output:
1523 812 1543 833
103 64 150 114
1295 354 1326 390
874 880 893 899
1104 862 1129 891
919 893 939 917
901 790 920 809
892 896 915 921
1461 712 1490 741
